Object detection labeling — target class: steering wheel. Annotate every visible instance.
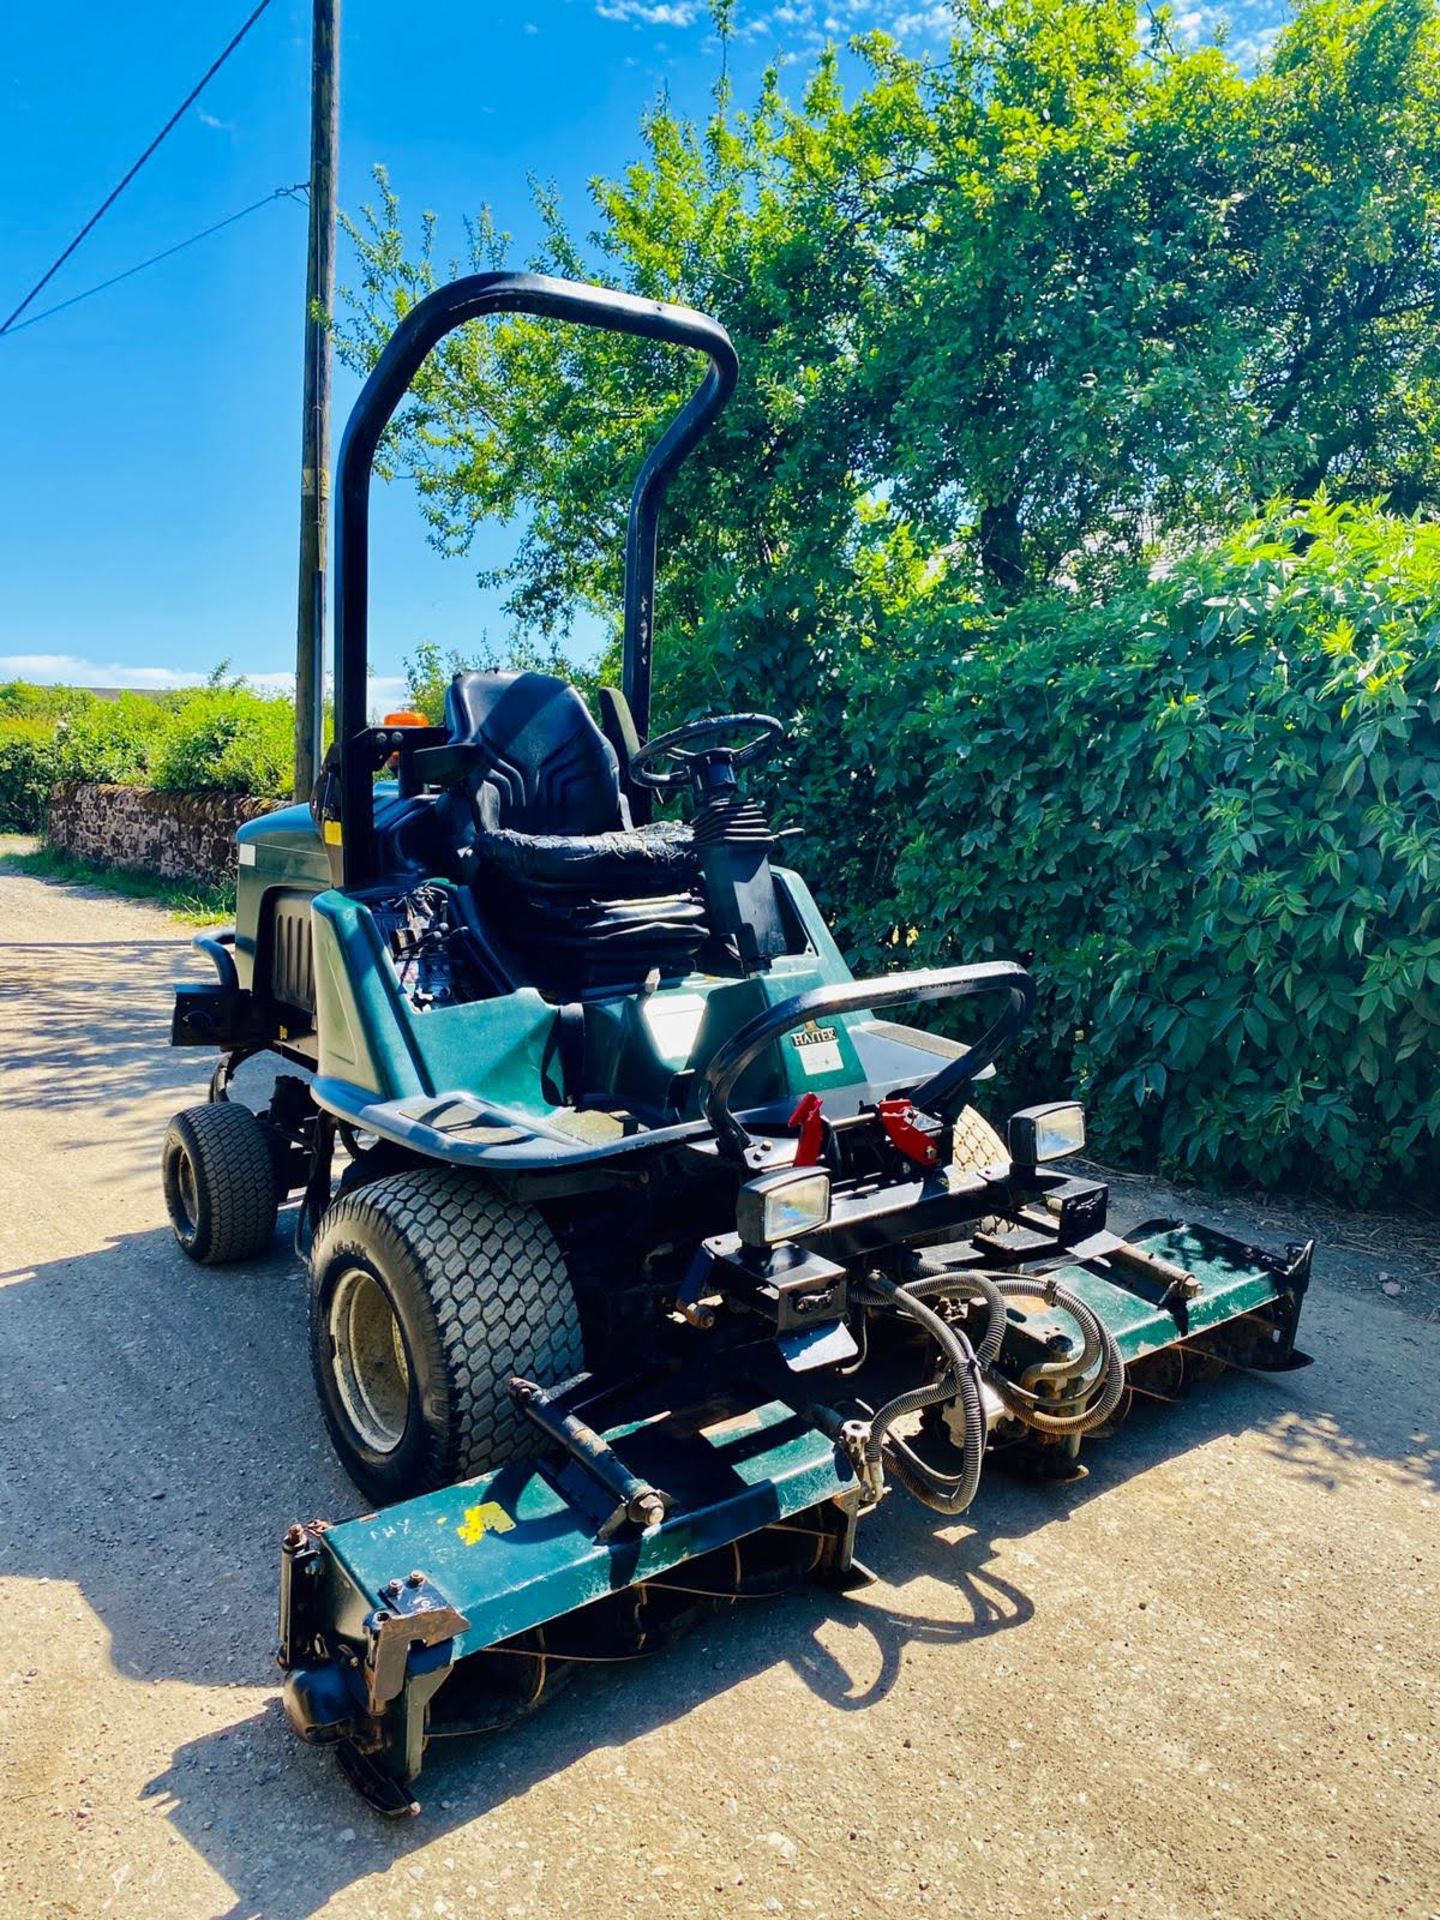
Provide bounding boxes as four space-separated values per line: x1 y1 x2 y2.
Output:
628 712 784 792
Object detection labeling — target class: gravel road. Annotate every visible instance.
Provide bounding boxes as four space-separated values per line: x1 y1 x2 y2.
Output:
0 855 1436 1920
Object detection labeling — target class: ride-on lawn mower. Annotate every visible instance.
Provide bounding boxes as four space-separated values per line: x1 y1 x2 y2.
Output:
162 272 1313 1814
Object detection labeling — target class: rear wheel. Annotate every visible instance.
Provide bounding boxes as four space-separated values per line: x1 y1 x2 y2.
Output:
162 1103 280 1265
308 1167 583 1505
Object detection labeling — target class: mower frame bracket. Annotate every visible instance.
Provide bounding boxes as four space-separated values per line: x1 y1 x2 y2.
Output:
362 1575 470 1714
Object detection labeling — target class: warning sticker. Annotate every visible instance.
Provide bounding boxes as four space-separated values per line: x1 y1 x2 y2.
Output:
791 1022 843 1077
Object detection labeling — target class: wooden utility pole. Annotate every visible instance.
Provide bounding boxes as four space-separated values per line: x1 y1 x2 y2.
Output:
293 0 340 800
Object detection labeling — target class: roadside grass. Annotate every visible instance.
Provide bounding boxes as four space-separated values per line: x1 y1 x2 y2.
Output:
0 841 235 925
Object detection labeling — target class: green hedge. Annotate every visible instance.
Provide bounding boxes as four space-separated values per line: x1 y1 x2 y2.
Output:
149 688 294 796
0 718 63 832
0 682 292 831
867 500 1440 1201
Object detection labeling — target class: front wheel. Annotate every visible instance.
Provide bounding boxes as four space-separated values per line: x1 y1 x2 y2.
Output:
308 1167 584 1505
162 1103 280 1265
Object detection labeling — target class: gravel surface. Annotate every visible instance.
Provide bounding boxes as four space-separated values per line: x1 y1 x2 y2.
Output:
0 857 1436 1920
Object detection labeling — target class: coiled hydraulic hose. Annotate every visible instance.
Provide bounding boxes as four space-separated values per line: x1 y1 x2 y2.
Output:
983 1276 1126 1437
854 1265 1127 1514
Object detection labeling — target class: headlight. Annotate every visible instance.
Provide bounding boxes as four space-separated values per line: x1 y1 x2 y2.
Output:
736 1168 832 1247
1008 1102 1086 1167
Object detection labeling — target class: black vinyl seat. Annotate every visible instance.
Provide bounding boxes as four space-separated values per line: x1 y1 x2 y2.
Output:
445 670 706 992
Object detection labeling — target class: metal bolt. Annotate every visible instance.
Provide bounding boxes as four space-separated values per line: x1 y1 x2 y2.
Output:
631 1492 666 1530
406 1570 425 1587
382 1579 402 1598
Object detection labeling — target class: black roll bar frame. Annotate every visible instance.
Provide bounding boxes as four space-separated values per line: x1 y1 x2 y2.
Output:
700 963 1037 1164
332 271 739 886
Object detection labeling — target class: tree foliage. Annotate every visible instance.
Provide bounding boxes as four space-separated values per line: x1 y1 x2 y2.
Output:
339 0 1440 617
336 0 1440 1196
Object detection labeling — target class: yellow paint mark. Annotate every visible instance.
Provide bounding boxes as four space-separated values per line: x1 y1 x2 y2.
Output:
323 819 343 845
456 1500 515 1546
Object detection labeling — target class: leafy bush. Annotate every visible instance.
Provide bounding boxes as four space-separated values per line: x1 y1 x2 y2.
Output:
148 686 294 796
53 693 169 787
0 718 62 830
0 681 100 724
0 682 293 817
867 500 1440 1201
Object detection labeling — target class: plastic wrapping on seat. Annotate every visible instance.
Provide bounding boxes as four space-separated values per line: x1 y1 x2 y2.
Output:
473 819 696 893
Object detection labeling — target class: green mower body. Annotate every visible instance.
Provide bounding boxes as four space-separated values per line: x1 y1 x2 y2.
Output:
161 272 1314 1815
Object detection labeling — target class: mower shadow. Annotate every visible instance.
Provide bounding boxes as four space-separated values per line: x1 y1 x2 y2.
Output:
132 1360 1399 1920
3 1218 1435 1920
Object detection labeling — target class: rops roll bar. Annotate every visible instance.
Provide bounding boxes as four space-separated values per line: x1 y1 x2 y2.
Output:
700 963 1036 1164
333 271 739 886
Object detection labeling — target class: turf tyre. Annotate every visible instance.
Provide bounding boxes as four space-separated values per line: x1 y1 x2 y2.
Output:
308 1167 583 1505
162 1102 281 1265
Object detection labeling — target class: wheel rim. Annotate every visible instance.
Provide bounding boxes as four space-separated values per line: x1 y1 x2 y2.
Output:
170 1146 199 1247
328 1265 411 1454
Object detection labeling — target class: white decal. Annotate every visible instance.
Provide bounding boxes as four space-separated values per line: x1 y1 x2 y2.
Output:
792 1023 843 1076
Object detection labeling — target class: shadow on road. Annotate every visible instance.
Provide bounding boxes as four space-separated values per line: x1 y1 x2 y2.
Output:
5 1210 1434 1919
0 922 218 1175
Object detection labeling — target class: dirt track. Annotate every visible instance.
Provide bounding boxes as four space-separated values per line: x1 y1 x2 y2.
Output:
0 855 1436 1920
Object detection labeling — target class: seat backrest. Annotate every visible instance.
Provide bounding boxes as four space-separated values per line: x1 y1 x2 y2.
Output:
444 670 625 837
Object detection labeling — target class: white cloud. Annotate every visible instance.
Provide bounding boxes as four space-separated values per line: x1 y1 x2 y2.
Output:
0 653 211 690
1143 5 1283 73
596 0 705 23
595 0 954 37
891 3 952 32
1228 22 1281 71
195 107 233 132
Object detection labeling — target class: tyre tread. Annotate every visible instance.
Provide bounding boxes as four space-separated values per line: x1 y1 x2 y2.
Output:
164 1103 280 1264
312 1167 582 1486
953 1105 1006 1173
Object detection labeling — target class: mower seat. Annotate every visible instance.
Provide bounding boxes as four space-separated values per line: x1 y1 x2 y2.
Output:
445 670 706 991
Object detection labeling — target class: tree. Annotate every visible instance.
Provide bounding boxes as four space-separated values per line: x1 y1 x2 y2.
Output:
337 0 1439 923
338 1 1440 614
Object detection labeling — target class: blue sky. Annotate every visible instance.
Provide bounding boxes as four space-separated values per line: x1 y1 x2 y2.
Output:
0 0 1283 706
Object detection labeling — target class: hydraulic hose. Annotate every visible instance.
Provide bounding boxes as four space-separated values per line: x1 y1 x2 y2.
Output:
850 1265 1126 1514
858 1274 987 1517
984 1276 1126 1437
904 1263 1008 1367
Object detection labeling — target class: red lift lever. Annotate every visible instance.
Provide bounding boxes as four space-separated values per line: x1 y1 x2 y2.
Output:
788 1093 826 1167
876 1096 941 1168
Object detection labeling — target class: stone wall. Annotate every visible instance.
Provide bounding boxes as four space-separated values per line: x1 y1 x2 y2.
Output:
47 782 285 883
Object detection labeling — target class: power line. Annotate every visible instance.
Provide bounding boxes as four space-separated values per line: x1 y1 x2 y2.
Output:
0 0 278 336
1 184 308 338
